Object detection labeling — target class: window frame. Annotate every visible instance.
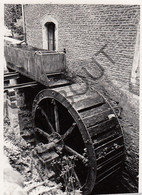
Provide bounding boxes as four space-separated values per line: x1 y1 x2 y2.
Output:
41 15 58 51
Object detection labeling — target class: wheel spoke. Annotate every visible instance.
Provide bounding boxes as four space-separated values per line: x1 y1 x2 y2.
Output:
37 105 55 133
62 123 76 140
52 99 60 133
35 127 50 139
73 171 82 189
64 145 88 163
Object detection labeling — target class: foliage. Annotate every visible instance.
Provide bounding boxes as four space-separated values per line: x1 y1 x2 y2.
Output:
4 4 23 37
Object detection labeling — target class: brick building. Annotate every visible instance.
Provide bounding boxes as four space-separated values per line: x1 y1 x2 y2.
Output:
22 4 140 192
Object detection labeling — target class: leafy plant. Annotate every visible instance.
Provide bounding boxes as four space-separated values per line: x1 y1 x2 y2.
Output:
4 4 23 38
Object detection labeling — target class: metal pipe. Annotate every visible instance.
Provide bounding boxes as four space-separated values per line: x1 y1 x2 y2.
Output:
22 4 27 44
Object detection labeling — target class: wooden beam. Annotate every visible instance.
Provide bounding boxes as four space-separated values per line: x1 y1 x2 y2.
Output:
4 72 19 81
4 81 37 91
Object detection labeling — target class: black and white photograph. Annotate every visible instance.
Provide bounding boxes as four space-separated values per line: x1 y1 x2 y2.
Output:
3 2 140 195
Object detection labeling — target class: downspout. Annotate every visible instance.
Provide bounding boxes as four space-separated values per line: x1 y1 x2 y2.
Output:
22 4 27 44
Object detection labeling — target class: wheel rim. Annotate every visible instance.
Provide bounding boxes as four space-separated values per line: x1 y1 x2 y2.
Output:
32 89 96 194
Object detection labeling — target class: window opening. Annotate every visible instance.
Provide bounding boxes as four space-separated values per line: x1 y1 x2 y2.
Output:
45 22 55 51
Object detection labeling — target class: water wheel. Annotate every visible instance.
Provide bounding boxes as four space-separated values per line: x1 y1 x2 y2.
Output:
32 83 124 195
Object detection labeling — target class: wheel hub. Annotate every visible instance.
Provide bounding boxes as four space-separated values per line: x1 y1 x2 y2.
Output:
33 131 81 192
33 132 64 164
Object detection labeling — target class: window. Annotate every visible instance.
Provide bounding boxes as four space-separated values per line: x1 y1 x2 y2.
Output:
41 16 58 51
45 22 55 51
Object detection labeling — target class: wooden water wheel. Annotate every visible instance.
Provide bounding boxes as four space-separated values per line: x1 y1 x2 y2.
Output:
32 83 124 195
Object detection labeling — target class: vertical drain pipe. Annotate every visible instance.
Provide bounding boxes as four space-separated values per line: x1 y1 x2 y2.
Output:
22 4 27 44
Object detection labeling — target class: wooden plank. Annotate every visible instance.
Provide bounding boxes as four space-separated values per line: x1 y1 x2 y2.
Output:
83 109 113 128
88 117 118 137
97 151 124 171
66 93 100 106
95 138 124 167
4 72 19 81
48 79 70 87
54 83 88 97
54 84 104 107
80 103 110 118
92 125 122 148
41 53 65 73
33 53 42 81
4 72 15 76
95 135 123 151
96 145 124 162
53 100 60 133
4 45 66 82
72 94 105 111
96 166 121 185
64 145 87 162
92 131 118 147
96 161 123 181
4 81 37 91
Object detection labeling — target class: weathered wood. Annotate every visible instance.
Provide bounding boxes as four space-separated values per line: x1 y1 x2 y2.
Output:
62 123 76 140
48 79 70 88
80 103 110 118
88 117 118 137
53 100 60 133
92 131 118 147
4 72 19 81
73 94 105 111
96 161 123 181
54 83 88 97
32 84 124 193
97 151 124 171
96 145 124 162
42 53 65 73
54 84 104 109
37 106 55 133
35 127 50 139
96 166 121 185
64 145 88 162
92 125 123 149
4 45 66 85
83 109 113 128
33 88 97 194
95 135 123 151
4 42 124 193
4 81 37 91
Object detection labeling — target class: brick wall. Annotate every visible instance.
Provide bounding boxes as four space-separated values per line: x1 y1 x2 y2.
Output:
23 4 140 192
24 4 140 93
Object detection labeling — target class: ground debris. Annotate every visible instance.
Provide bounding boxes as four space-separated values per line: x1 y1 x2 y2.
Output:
4 112 82 195
24 180 64 195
